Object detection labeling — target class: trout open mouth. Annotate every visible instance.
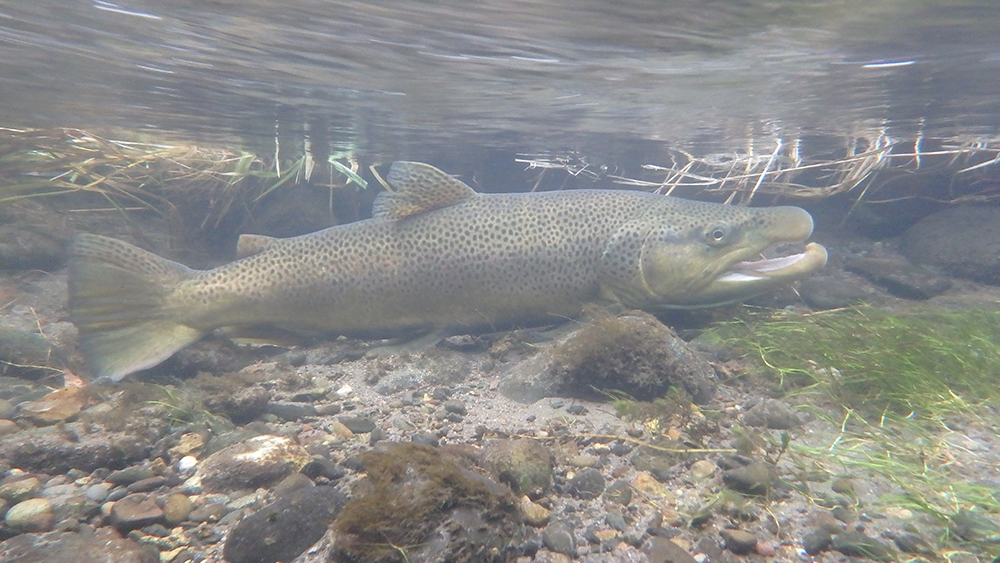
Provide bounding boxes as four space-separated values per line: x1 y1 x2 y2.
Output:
718 242 828 283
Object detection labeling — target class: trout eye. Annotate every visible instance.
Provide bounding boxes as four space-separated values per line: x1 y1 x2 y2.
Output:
705 223 731 246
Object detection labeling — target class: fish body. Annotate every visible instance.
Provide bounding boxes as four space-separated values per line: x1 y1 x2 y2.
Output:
68 161 827 380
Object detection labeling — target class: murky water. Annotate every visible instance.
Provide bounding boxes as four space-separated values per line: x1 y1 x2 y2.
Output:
2 0 999 162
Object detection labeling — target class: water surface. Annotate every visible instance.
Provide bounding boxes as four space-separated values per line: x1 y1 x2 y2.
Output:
2 0 998 162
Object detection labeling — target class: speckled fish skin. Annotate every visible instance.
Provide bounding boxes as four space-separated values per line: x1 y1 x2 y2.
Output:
68 161 827 380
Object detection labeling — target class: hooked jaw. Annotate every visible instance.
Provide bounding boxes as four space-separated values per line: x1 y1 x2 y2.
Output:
677 241 828 308
651 205 828 308
718 242 829 284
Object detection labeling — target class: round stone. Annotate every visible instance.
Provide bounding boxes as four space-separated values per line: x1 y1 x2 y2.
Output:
0 476 43 504
85 483 111 503
569 468 606 499
5 498 55 532
163 493 194 525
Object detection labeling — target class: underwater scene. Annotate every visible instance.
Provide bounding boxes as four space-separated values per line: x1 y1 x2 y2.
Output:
2 1 1000 562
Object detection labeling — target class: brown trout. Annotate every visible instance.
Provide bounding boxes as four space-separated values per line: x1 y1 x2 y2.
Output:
68 161 827 380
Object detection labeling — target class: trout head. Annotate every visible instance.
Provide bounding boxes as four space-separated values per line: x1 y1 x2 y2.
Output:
599 197 827 309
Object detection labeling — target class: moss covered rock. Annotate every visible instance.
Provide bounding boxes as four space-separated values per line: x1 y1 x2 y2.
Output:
332 443 524 563
499 309 717 404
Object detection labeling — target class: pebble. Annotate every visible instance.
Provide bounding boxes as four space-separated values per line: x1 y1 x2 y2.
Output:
831 477 856 496
720 529 757 554
162 493 193 525
605 512 627 532
603 480 632 505
519 495 551 526
329 420 355 439
337 415 376 433
755 541 776 556
84 483 111 503
689 459 717 480
126 476 167 493
632 472 673 500
300 458 347 481
568 454 599 468
177 456 198 474
168 433 206 459
0 398 15 419
4 497 55 532
0 476 43 504
105 487 129 502
609 442 633 456
188 502 229 523
721 461 777 495
0 418 19 436
893 532 935 556
569 468 606 499
741 398 803 429
272 472 315 497
316 403 342 415
442 399 467 415
265 401 318 421
801 528 832 555
110 495 164 532
830 531 895 562
107 467 157 487
542 521 577 558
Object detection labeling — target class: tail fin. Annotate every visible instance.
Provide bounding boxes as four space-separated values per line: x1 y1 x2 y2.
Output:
68 234 204 381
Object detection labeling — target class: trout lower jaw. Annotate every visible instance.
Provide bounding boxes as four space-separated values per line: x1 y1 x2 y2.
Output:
716 242 828 283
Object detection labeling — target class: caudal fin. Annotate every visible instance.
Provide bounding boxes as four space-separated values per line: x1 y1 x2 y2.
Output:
68 234 204 381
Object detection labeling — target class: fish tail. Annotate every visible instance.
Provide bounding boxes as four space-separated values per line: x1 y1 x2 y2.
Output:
68 233 204 381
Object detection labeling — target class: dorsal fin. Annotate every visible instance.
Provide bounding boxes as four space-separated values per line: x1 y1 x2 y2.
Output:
372 161 477 220
236 234 279 258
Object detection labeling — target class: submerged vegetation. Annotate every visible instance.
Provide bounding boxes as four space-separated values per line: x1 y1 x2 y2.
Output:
711 305 1000 418
704 305 1000 557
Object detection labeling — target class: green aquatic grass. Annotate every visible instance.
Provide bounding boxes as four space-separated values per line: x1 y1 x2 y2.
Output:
708 305 1000 557
711 305 1000 418
784 408 1000 556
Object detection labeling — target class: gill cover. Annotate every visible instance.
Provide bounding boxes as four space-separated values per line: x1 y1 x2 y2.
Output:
598 216 750 309
598 201 826 309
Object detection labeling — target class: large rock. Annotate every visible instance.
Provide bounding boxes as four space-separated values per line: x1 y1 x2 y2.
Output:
223 486 347 563
499 310 717 404
0 327 66 380
16 387 85 425
845 257 952 300
331 443 525 563
0 529 158 563
0 428 150 474
194 434 312 493
900 206 1000 285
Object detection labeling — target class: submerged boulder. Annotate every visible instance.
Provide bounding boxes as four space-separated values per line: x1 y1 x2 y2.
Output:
900 206 1000 285
499 310 717 404
331 443 525 563
223 486 347 563
193 434 312 493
